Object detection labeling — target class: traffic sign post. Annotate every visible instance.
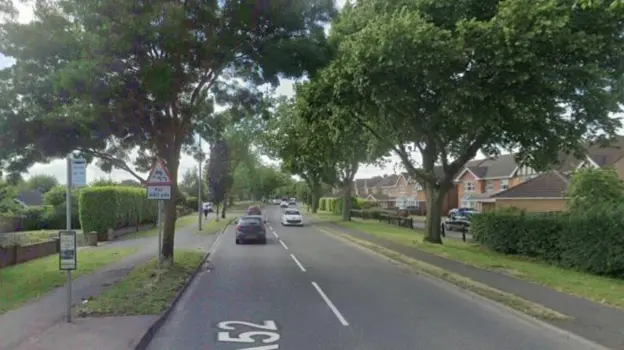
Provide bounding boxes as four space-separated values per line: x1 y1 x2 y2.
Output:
146 159 172 268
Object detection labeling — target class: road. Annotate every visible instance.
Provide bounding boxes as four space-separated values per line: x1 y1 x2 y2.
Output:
147 205 601 350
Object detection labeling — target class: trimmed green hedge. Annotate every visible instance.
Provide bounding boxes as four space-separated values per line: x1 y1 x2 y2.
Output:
319 196 361 215
472 207 624 277
79 186 158 235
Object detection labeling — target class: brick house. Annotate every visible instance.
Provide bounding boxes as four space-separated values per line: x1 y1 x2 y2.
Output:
479 136 624 212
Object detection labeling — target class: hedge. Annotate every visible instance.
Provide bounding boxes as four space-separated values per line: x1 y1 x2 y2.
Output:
319 196 361 215
79 186 158 235
186 196 198 210
350 208 383 220
472 207 624 277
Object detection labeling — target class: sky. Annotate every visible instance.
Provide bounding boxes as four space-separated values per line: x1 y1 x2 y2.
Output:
3 0 403 185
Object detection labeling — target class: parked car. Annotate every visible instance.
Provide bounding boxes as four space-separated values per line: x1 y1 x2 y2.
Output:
235 216 267 244
281 208 303 226
440 208 480 235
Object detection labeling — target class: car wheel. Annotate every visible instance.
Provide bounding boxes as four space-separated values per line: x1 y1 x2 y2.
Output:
260 238 267 244
440 224 445 237
235 239 241 245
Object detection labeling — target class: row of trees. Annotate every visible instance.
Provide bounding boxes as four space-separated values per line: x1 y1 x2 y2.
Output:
0 0 337 263
266 0 624 244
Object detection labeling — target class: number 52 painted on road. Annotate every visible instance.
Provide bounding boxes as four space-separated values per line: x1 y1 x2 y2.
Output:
217 320 280 349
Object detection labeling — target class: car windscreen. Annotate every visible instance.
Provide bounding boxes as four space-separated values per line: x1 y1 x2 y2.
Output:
284 210 300 215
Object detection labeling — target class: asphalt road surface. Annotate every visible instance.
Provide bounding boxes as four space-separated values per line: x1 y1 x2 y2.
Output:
147 206 603 350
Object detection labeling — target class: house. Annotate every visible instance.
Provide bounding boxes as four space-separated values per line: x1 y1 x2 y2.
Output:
14 189 44 208
474 136 624 212
454 154 537 211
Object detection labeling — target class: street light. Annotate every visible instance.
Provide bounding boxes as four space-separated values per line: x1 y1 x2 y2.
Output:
198 136 203 230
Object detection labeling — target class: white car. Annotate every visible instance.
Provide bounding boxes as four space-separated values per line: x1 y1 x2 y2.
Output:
280 201 289 208
281 208 303 226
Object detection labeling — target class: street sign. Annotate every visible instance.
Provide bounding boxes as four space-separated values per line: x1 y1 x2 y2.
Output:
147 185 171 200
59 230 77 270
146 158 172 201
146 159 172 185
71 155 87 187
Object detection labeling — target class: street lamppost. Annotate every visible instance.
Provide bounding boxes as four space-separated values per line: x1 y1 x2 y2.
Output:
198 136 203 230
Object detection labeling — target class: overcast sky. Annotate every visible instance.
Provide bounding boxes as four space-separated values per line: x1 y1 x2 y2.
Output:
2 0 405 184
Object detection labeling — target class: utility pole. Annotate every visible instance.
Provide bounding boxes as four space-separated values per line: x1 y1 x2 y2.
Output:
198 136 203 230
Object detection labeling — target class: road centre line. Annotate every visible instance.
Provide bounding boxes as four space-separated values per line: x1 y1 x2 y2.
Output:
279 239 288 250
290 254 306 272
311 282 349 326
273 231 279 238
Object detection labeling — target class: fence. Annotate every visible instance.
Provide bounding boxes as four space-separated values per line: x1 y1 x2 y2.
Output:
350 209 414 229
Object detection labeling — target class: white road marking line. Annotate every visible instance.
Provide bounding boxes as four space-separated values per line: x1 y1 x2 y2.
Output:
290 254 306 272
273 231 279 238
311 282 349 326
279 239 288 250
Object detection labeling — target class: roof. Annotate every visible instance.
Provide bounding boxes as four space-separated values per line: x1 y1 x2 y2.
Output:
378 174 399 187
491 171 569 199
367 193 393 201
15 190 43 206
459 154 518 180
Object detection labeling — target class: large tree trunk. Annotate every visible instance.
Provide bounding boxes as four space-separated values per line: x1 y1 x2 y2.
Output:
424 185 447 244
342 180 353 221
221 197 227 219
310 188 319 213
161 157 180 265
215 202 221 221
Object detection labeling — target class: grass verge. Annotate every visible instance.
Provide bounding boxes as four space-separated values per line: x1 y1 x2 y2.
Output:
0 246 138 314
75 249 205 316
119 214 197 241
227 201 262 211
313 211 624 311
196 214 238 236
317 226 568 321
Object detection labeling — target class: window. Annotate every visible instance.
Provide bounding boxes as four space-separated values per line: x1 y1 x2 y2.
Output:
464 182 475 192
486 180 494 193
501 179 509 190
461 201 477 209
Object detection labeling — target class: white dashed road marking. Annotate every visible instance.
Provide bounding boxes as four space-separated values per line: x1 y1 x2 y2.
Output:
290 254 306 272
279 239 288 250
312 282 349 326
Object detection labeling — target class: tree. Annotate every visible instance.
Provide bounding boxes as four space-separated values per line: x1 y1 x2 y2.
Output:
0 180 20 213
567 168 624 212
261 98 335 212
179 167 205 200
207 140 229 221
296 81 388 220
309 0 624 243
24 174 58 193
0 0 336 262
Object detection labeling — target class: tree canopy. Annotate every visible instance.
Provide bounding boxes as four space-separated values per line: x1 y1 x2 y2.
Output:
301 0 624 242
0 0 336 261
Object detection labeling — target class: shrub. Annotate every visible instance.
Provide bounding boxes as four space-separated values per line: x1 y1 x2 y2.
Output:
318 197 328 211
20 206 46 230
332 196 359 215
567 168 624 212
349 208 382 220
186 196 198 210
472 207 624 277
79 186 158 235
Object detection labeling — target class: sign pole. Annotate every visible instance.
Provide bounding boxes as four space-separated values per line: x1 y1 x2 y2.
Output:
65 156 72 323
198 137 203 231
157 200 162 268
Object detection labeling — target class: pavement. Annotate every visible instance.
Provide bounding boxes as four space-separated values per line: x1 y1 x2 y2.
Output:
0 212 219 350
146 205 605 350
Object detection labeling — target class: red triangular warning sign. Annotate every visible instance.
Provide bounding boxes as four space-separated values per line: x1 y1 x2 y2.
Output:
146 159 172 185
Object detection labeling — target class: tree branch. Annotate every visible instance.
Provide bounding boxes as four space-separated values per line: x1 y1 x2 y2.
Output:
80 149 146 184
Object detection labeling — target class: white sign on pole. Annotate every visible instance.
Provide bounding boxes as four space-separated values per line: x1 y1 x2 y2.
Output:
147 185 171 200
71 156 87 187
59 230 77 270
146 159 172 201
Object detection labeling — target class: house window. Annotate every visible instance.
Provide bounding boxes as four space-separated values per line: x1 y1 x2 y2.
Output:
464 182 475 192
460 200 477 209
486 180 494 193
501 179 509 190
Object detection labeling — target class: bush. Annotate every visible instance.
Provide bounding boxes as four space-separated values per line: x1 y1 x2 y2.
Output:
318 197 328 211
186 196 198 210
79 186 158 235
20 206 46 230
332 196 359 215
349 208 382 220
472 207 624 277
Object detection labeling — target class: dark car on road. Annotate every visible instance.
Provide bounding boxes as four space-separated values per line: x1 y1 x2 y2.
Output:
247 206 262 215
235 216 267 244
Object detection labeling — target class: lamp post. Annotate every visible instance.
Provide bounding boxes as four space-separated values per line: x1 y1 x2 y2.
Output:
198 136 203 230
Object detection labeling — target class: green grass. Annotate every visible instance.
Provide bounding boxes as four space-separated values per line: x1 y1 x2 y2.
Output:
227 201 262 211
75 249 205 316
119 214 198 241
196 214 237 236
0 230 85 247
314 211 624 311
0 246 138 314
